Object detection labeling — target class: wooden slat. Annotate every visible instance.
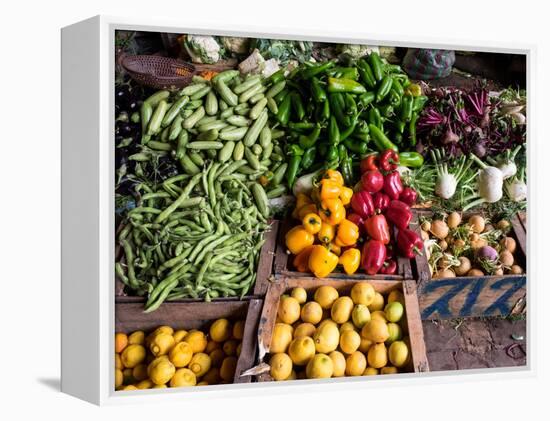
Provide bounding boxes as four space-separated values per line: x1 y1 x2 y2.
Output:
411 211 431 282
273 218 292 274
403 281 429 372
253 219 280 296
511 214 527 261
235 299 263 384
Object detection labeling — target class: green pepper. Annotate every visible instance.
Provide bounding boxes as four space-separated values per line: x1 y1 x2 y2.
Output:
388 89 401 106
328 67 359 80
329 116 341 145
399 151 424 167
369 124 398 152
394 120 406 134
274 88 289 104
368 108 382 129
326 144 339 161
330 93 350 126
318 142 328 157
316 100 330 122
358 92 375 107
376 76 392 102
327 77 367 95
413 95 429 112
290 92 306 121
352 131 370 143
400 95 414 122
368 52 384 81
386 64 402 73
340 119 357 142
301 60 335 79
338 146 353 185
357 59 377 89
379 104 394 118
344 93 358 116
311 77 327 103
393 132 403 145
299 124 322 149
288 122 315 131
344 137 369 155
287 144 304 156
287 154 302 188
277 94 292 126
409 112 418 146
301 147 316 170
391 78 404 96
264 69 285 86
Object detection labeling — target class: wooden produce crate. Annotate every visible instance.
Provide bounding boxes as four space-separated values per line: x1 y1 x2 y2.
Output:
255 276 429 382
412 210 527 320
115 299 263 384
273 218 413 281
115 219 279 303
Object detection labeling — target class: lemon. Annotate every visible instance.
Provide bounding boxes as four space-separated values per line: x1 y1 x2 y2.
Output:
331 296 354 324
173 330 188 344
291 287 308 304
361 319 390 343
170 368 196 387
115 353 123 370
329 351 346 377
339 330 361 354
370 310 388 323
363 367 379 376
287 370 297 380
209 349 225 368
148 357 176 385
128 330 145 346
183 330 207 353
367 343 388 369
300 301 323 324
306 353 334 379
385 301 404 323
313 320 339 353
345 351 367 376
270 353 293 381
381 366 399 375
350 282 375 306
387 290 405 305
121 344 146 368
368 292 385 312
294 322 316 338
236 343 242 357
122 368 134 384
202 367 221 385
136 379 154 389
358 337 373 353
314 286 339 310
270 323 293 353
220 356 237 382
205 339 221 353
385 322 403 344
132 364 148 382
223 340 239 356
339 322 356 334
122 385 138 391
169 341 193 368
232 320 245 340
210 318 232 342
189 352 212 377
278 296 301 324
115 368 124 388
115 332 128 353
149 333 175 357
388 341 410 367
351 304 371 329
152 384 167 389
288 337 316 366
151 325 174 338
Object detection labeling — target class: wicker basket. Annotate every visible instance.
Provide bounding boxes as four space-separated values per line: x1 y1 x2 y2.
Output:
121 55 195 90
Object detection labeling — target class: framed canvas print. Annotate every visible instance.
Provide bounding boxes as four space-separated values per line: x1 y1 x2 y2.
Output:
61 15 530 405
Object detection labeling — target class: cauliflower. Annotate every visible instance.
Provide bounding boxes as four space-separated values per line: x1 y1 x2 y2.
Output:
220 37 250 55
336 44 379 62
184 35 220 64
238 49 281 78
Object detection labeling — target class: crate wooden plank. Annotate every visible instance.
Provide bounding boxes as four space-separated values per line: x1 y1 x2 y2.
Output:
511 214 527 260
402 281 429 373
253 219 280 296
518 211 527 231
235 299 263 383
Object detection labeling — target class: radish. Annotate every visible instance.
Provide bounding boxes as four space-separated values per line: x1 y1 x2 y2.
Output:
505 166 527 202
486 145 523 180
430 149 473 200
463 154 504 211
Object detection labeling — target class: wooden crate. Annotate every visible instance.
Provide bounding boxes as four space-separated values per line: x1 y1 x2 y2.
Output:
115 219 279 302
273 218 413 281
412 210 527 320
115 299 263 384
255 276 429 381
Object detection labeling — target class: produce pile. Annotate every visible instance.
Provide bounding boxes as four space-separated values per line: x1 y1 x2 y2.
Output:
269 282 411 380
420 212 524 278
115 319 244 389
285 163 423 278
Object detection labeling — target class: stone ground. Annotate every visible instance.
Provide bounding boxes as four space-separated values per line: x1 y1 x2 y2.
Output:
423 317 527 371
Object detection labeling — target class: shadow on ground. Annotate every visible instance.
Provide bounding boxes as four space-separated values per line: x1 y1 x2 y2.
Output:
38 377 61 392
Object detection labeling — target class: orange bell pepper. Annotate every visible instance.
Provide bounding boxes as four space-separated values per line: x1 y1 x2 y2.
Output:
339 248 361 274
308 245 339 278
318 222 335 244
298 203 318 220
292 193 313 219
293 245 315 272
328 242 342 256
285 226 314 255
319 198 346 226
335 219 360 247
339 186 354 206
302 213 322 234
319 179 341 200
324 169 344 186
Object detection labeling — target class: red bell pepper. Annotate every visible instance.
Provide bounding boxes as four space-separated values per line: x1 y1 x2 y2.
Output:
361 240 387 275
380 259 397 275
379 149 399 172
347 213 365 234
399 187 418 206
386 200 412 230
360 154 378 173
383 171 404 200
364 214 391 245
350 190 375 219
385 244 395 261
397 228 424 258
361 170 384 193
372 192 390 213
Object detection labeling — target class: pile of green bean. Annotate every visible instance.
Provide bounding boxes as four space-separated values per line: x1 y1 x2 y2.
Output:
133 70 289 199
116 162 271 312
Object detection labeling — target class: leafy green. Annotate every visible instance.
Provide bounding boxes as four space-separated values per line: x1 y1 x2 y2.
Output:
249 39 313 65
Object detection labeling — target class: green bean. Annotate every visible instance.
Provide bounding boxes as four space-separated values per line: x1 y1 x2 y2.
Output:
144 279 178 313
155 173 202 223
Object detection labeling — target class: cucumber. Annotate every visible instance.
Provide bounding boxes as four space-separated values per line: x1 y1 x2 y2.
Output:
179 154 201 175
244 147 261 170
219 127 248 141
233 141 245 161
197 121 227 132
168 115 184 141
147 100 168 135
175 130 189 159
144 90 169 106
214 80 238 107
220 107 234 119
162 95 189 127
232 75 261 95
267 185 287 199
271 163 287 186
180 83 207 96
196 129 219 142
266 81 286 99
266 97 278 114
186 141 224 150
259 126 272 148
183 106 205 130
252 144 263 156
239 83 263 104
218 141 235 163
226 115 251 127
249 98 268 120
243 109 268 147
205 91 219 115
251 183 270 218
188 151 205 166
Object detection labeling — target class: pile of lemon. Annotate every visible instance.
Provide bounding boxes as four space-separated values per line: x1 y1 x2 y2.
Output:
269 282 411 380
115 318 244 390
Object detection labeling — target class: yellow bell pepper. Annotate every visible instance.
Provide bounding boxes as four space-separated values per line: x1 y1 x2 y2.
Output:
319 179 341 200
335 219 360 247
324 169 344 186
339 248 361 275
339 186 354 206
318 222 335 244
319 198 346 226
308 245 339 278
302 213 322 234
292 193 313 220
298 203 318 220
293 245 315 272
328 242 341 256
285 226 314 255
